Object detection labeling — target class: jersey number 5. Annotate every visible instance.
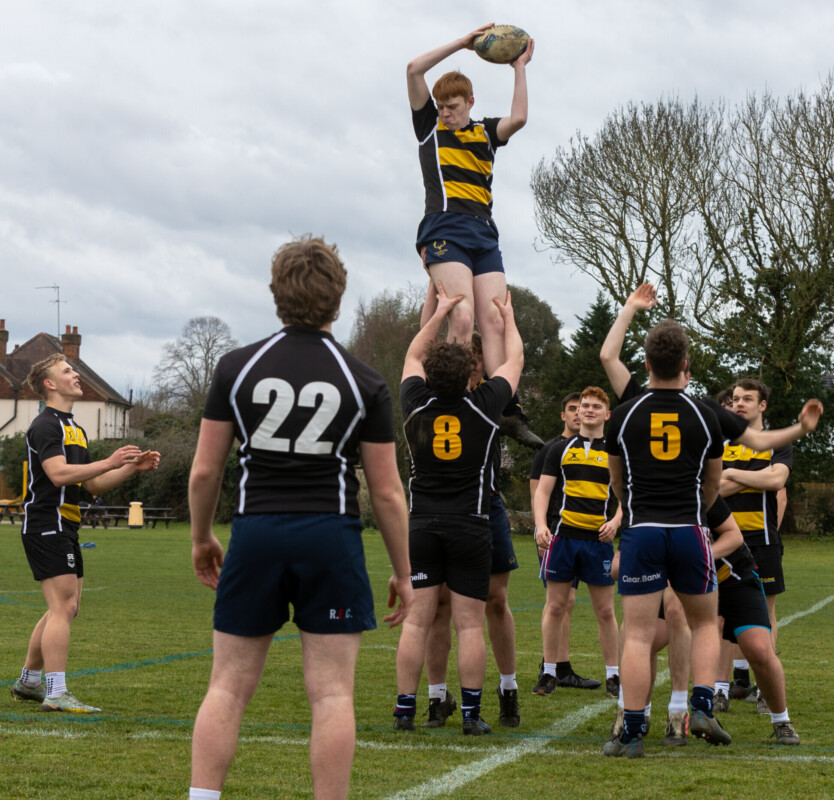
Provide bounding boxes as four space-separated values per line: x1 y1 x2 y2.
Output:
433 415 462 460
251 378 340 454
650 413 681 461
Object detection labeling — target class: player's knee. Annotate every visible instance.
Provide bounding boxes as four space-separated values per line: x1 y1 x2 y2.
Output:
447 304 475 340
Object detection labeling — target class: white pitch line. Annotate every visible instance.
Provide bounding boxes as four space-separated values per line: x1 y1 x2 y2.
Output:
383 593 834 800
777 594 834 628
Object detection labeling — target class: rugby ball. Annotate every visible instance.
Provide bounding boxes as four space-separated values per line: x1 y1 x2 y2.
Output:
474 25 530 64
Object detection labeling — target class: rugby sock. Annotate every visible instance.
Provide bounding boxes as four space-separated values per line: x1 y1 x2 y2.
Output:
770 708 790 724
622 709 645 743
428 683 447 702
543 662 557 678
668 690 688 714
733 660 751 686
20 668 42 688
394 694 417 718
555 661 573 680
644 702 652 717
714 681 730 696
460 687 483 722
499 673 518 692
605 665 619 679
189 790 221 800
690 685 715 716
45 672 67 698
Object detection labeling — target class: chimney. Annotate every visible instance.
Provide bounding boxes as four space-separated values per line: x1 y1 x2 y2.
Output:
0 319 7 367
62 324 81 362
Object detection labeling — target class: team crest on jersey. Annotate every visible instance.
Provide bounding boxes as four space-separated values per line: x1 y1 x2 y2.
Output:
67 553 75 569
63 426 88 448
566 451 582 462
432 240 448 256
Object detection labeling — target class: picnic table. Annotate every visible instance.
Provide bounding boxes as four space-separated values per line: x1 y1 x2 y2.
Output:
1 503 176 528
81 505 130 529
0 499 24 524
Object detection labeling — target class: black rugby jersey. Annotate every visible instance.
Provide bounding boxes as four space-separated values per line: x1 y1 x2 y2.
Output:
541 435 612 541
413 98 506 221
722 441 792 547
401 375 511 515
707 496 758 586
616 372 748 443
203 327 394 517
606 389 724 527
23 406 92 534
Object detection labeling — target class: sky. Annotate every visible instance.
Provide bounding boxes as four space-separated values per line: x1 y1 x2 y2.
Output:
2 0 833 397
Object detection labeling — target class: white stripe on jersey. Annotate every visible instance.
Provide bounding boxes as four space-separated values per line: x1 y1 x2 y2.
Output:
323 338 368 516
402 396 437 513
229 332 286 514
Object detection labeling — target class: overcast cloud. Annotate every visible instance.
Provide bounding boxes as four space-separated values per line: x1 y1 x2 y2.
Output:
2 0 833 394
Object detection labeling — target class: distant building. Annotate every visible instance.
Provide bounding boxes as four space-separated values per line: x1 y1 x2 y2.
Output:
0 319 131 440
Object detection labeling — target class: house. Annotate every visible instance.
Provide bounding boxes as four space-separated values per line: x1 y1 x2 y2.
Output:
0 320 132 440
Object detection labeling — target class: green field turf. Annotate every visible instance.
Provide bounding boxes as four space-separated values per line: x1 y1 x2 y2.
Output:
1 523 833 799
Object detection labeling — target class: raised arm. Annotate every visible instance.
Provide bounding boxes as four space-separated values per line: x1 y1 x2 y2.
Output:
736 399 823 451
402 282 464 381
496 38 534 142
489 290 524 394
600 283 657 399
406 24 493 110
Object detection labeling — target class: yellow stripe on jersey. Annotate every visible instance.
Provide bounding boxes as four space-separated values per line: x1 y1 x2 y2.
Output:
438 147 493 175
60 503 82 523
444 181 492 205
722 445 771 463
63 425 88 448
731 510 765 532
448 126 490 145
565 479 609 500
561 509 605 531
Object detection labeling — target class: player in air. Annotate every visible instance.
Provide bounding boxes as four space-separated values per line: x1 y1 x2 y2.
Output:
407 25 540 448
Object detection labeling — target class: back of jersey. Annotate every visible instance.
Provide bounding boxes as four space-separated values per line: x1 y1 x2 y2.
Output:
203 327 393 518
401 376 506 516
606 389 723 527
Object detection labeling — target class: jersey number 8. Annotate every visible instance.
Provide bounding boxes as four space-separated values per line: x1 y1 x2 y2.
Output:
433 415 462 460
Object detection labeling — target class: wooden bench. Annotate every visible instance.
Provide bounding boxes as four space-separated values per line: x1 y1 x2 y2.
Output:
81 506 129 529
143 508 176 529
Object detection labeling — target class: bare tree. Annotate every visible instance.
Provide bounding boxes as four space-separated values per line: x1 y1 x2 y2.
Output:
532 98 719 320
153 316 239 417
532 76 834 425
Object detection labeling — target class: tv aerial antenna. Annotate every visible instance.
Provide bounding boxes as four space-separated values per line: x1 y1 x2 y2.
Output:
36 284 67 338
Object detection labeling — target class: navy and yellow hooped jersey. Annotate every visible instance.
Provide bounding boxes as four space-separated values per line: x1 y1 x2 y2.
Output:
722 441 792 546
401 375 511 516
542 435 612 541
23 406 92 534
413 98 506 220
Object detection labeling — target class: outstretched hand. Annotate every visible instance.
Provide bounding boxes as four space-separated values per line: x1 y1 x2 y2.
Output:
512 37 534 67
462 23 495 49
132 450 161 472
799 399 824 433
492 289 515 321
627 283 658 313
434 280 465 318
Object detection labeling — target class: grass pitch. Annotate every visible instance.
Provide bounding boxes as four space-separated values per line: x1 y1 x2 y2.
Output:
1 523 834 799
